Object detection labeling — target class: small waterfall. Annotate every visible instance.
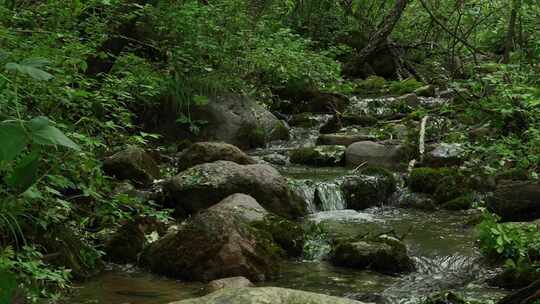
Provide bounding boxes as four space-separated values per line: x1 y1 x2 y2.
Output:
315 182 347 211
290 179 347 213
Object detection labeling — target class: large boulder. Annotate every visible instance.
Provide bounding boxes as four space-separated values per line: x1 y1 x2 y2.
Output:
163 161 306 219
425 143 465 167
177 142 256 172
103 147 160 185
190 95 289 149
331 235 414 275
169 287 366 304
487 181 540 221
345 141 405 168
144 194 282 282
289 145 346 166
341 168 397 210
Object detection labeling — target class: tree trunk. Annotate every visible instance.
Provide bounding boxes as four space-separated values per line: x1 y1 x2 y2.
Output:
502 0 520 63
351 0 410 67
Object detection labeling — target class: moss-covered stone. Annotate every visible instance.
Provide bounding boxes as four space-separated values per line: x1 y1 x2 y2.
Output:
289 146 346 167
354 76 387 95
488 266 540 289
342 167 397 210
389 78 424 95
408 168 458 194
422 292 467 304
409 168 470 205
330 235 414 274
251 215 305 258
270 120 290 141
441 194 474 211
414 85 436 97
495 168 530 182
289 113 320 128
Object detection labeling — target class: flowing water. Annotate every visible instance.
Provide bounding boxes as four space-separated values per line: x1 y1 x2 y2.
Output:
69 97 508 304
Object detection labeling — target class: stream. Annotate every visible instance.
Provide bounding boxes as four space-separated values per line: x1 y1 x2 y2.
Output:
69 97 509 304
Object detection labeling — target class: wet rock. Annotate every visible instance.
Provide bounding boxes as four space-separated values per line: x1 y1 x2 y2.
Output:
189 95 289 149
261 153 289 166
273 85 349 114
341 167 397 210
163 161 306 219
488 266 540 290
144 194 282 282
104 216 167 264
353 76 387 95
487 181 540 221
289 145 346 166
331 235 414 274
103 147 160 185
397 93 420 107
414 85 436 97
317 132 376 147
251 214 305 258
345 141 405 169
408 167 469 205
345 293 390 304
289 113 321 128
319 114 377 134
441 194 474 211
395 190 437 211
423 292 467 304
177 142 255 172
170 287 366 304
206 276 254 293
425 143 465 167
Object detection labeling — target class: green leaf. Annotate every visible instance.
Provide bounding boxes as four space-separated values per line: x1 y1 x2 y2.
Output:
0 271 17 304
4 151 40 194
27 117 80 150
0 121 28 162
5 58 54 81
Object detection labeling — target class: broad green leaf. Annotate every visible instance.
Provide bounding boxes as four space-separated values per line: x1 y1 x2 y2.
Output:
27 117 80 150
4 151 40 194
5 58 54 81
0 121 28 162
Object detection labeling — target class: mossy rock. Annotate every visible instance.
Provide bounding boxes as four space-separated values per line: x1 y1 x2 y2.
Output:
251 215 305 258
331 235 414 274
271 120 290 141
342 167 397 210
414 85 436 97
422 292 467 304
354 76 387 95
488 266 540 289
289 145 346 167
408 168 459 194
289 113 320 128
409 168 469 204
389 78 424 95
441 194 474 211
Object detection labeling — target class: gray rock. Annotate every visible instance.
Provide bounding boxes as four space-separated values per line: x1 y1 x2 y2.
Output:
103 147 160 185
341 169 396 210
414 85 436 97
397 93 420 106
170 287 366 304
331 236 414 274
163 161 306 219
425 143 465 167
190 95 289 149
487 181 540 221
206 277 254 293
345 141 405 168
289 145 346 166
317 132 376 146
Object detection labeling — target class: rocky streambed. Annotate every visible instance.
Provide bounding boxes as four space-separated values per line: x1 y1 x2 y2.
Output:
69 93 531 304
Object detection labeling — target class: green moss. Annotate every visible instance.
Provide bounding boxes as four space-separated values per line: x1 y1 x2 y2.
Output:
271 120 290 140
354 76 387 95
358 167 397 191
239 124 266 148
441 194 474 210
409 168 458 194
251 215 305 257
414 85 435 97
289 146 345 166
389 78 424 95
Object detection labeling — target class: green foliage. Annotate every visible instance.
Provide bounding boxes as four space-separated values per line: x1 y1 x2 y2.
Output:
477 211 540 270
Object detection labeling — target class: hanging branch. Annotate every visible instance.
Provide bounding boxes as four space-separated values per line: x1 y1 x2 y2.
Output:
418 0 485 58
